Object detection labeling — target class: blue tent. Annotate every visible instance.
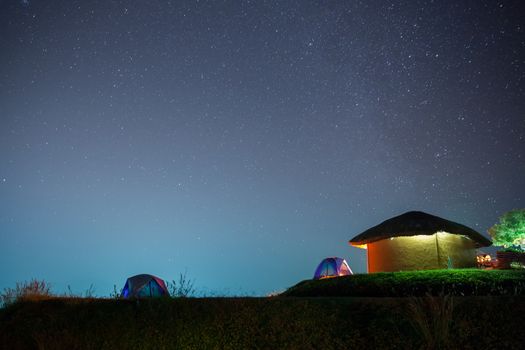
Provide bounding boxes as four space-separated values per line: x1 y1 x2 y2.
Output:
121 274 169 298
313 257 353 280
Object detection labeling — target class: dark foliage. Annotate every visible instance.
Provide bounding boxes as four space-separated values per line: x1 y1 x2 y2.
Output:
1 296 524 349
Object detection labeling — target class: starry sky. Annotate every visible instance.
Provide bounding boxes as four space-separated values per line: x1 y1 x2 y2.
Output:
1 0 524 296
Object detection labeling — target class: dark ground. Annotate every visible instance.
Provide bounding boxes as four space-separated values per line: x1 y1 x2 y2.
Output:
2 270 525 349
1 295 524 349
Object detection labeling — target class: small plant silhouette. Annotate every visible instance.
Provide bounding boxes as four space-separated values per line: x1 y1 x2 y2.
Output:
109 284 122 299
167 271 195 297
65 284 96 298
406 293 454 350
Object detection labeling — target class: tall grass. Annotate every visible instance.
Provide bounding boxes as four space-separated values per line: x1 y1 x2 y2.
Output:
406 294 454 350
166 271 195 297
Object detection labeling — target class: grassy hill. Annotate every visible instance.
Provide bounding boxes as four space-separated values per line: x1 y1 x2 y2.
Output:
282 269 525 297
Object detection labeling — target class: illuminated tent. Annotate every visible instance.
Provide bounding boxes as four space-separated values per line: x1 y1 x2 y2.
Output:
313 257 353 279
121 274 169 298
349 211 492 273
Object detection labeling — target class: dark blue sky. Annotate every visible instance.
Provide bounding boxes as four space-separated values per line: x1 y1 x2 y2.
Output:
1 0 524 296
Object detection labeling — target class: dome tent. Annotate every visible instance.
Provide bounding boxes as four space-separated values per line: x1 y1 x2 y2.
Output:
313 257 353 280
121 274 169 298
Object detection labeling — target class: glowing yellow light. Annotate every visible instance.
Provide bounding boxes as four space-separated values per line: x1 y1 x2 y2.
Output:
350 243 368 249
410 234 437 240
477 254 492 266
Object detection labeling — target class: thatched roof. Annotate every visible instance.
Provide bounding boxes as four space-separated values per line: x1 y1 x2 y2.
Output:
349 211 492 247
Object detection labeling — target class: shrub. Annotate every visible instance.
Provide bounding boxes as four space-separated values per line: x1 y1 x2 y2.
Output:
510 262 525 269
1 279 53 307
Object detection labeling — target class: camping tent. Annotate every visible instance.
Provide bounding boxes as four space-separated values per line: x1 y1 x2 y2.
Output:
313 257 353 279
121 274 169 298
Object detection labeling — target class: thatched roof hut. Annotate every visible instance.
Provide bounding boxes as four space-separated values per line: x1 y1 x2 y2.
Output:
349 211 492 273
350 211 492 247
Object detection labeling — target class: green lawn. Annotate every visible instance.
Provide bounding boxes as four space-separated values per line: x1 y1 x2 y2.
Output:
282 269 525 297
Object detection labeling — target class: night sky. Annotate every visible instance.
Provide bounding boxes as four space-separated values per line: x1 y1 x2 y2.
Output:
1 0 524 296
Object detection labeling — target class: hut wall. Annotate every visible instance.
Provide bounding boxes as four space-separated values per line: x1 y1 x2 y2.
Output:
368 235 438 272
367 233 476 273
435 233 477 268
